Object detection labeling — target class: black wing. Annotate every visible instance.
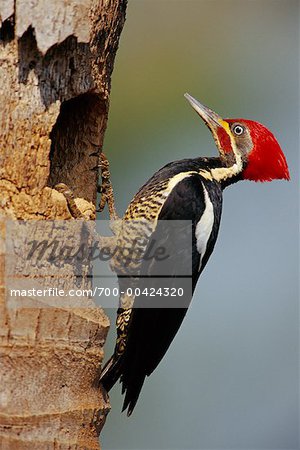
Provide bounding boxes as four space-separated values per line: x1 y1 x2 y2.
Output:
102 175 222 415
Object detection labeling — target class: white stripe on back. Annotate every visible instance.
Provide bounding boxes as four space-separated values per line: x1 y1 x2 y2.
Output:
195 183 214 270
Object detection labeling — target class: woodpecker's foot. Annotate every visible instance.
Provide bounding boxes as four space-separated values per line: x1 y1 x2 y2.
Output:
54 183 86 219
54 183 118 263
98 152 119 221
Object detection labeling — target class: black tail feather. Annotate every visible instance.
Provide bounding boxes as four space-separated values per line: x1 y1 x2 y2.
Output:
100 354 123 393
121 372 146 416
100 352 146 416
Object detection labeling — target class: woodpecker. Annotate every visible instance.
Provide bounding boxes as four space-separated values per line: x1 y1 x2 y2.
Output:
100 93 290 416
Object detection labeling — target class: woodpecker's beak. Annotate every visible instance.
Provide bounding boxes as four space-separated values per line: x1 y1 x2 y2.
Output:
184 93 227 134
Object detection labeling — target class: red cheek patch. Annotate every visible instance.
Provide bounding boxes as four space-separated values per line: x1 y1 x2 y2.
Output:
216 128 232 153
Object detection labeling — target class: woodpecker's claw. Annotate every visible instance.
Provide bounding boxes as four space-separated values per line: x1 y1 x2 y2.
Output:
54 183 85 219
98 152 119 221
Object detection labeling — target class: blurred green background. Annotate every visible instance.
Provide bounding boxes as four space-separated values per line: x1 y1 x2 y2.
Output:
100 1 299 449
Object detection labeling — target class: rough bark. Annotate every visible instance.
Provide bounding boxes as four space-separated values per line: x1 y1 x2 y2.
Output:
0 1 127 448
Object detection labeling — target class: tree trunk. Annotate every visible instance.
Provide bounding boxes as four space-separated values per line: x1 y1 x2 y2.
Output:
0 1 127 448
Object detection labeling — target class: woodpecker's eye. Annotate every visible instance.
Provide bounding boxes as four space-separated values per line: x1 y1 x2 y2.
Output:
232 124 245 136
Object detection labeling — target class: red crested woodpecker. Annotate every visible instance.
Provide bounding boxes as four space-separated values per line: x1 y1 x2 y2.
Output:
100 94 290 416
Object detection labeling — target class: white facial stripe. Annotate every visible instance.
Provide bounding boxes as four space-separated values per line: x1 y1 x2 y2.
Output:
217 120 244 178
198 163 241 183
210 163 240 182
229 139 243 172
195 183 214 270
